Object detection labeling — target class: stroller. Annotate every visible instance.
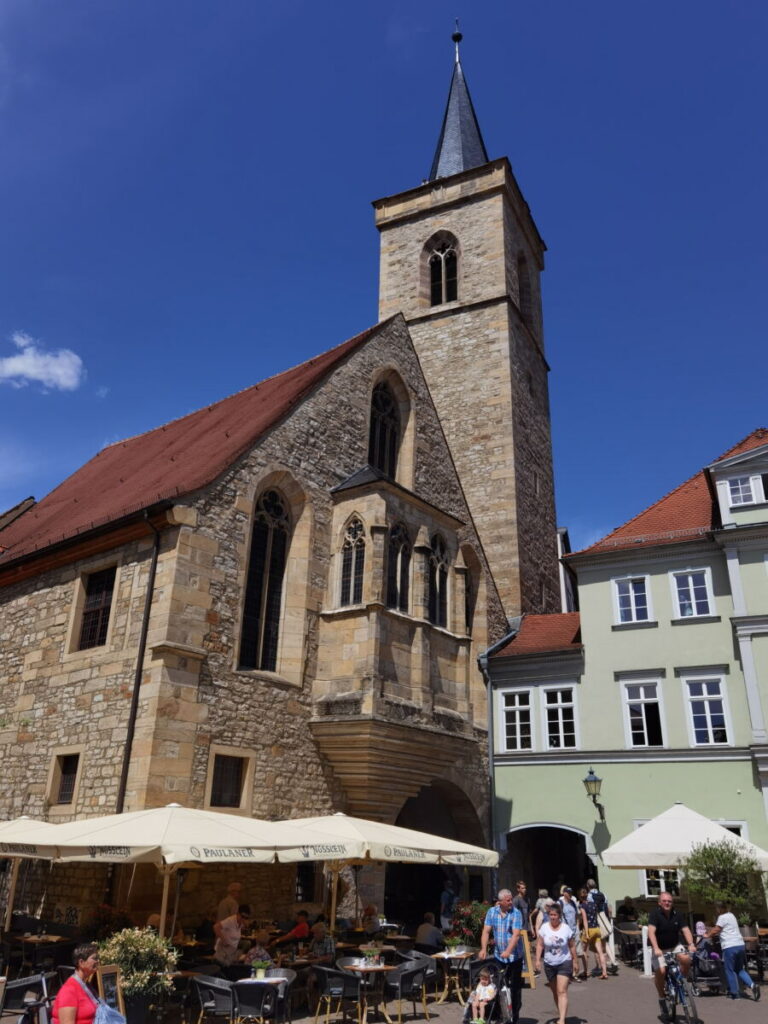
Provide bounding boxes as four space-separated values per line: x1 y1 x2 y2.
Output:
461 959 502 1024
690 924 725 996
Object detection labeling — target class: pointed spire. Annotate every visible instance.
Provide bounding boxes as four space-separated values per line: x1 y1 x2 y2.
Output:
429 24 489 181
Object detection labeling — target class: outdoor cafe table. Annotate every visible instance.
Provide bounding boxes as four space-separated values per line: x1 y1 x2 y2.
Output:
431 950 475 1005
345 963 397 1023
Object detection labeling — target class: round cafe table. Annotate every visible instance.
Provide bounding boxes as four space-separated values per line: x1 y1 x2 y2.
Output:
345 963 397 1023
431 950 475 1005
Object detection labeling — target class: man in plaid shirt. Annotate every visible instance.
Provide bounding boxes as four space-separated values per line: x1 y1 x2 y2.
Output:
480 888 524 1024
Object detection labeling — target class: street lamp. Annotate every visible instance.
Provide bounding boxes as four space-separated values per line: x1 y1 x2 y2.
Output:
583 767 605 822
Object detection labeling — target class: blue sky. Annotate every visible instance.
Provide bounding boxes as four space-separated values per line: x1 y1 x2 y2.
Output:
1 1 766 551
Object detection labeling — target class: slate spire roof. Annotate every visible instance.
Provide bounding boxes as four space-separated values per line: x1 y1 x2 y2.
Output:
429 29 489 181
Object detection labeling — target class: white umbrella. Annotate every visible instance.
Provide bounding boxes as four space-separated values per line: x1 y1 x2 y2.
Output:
0 817 61 931
285 812 498 867
6 805 362 936
602 803 768 870
284 812 499 927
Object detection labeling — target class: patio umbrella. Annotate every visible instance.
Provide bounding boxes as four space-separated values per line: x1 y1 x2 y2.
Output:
0 817 62 931
284 812 499 927
6 804 362 936
601 803 768 870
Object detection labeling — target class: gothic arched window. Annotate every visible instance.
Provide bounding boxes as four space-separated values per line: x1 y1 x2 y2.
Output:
386 523 411 613
368 381 400 478
239 489 290 671
340 518 366 606
428 534 449 628
429 242 458 305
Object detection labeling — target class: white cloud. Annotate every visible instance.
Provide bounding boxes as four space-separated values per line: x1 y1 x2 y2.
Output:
0 330 85 391
95 385 110 399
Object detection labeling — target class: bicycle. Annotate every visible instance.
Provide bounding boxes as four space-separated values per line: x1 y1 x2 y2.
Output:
662 951 700 1023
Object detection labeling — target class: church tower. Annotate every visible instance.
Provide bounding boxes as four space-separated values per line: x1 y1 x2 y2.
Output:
373 30 559 617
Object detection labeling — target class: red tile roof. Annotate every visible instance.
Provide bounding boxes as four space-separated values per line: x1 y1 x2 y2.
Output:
0 322 386 565
573 428 768 557
492 612 581 658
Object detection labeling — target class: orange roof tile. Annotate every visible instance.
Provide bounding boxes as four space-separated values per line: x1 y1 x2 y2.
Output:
573 428 768 556
0 321 387 565
492 612 581 658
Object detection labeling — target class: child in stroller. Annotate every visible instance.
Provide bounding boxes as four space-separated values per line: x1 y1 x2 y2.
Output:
468 968 497 1024
691 920 724 994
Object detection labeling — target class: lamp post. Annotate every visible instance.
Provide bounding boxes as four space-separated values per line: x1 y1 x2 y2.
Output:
583 767 605 822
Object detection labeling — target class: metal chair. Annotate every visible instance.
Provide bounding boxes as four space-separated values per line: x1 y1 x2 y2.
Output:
191 974 234 1024
311 965 364 1024
394 950 438 993
382 962 429 1024
264 969 296 1024
0 972 57 1024
232 980 277 1024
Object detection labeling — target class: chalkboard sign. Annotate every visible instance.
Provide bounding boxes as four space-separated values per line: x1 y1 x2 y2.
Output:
96 964 125 1014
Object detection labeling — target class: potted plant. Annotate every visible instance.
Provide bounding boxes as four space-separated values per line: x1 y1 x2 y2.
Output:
250 959 271 979
449 900 491 947
737 912 756 938
98 927 178 1023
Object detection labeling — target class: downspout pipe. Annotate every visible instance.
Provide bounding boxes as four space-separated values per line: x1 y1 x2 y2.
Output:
477 615 523 895
116 512 162 814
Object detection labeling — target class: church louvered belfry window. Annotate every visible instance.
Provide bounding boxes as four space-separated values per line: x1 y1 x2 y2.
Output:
386 523 411 612
429 242 458 305
340 518 366 606
368 381 400 478
428 534 449 627
239 490 290 671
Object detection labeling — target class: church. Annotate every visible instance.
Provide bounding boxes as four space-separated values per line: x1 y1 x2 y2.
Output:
0 33 560 925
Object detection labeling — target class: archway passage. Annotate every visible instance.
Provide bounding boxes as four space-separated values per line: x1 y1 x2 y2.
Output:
384 780 487 931
506 826 598 898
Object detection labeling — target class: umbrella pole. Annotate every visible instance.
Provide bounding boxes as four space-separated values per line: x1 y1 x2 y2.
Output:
159 867 171 939
329 866 339 935
3 858 21 933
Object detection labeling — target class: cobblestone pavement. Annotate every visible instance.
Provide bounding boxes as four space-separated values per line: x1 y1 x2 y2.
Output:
294 968 761 1024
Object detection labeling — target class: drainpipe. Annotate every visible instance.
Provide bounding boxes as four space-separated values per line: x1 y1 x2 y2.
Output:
478 616 522 895
116 512 162 813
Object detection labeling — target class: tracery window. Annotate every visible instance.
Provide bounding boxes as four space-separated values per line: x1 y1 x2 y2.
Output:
427 534 449 628
429 242 458 305
386 523 411 613
340 518 366 606
239 489 290 671
368 382 400 478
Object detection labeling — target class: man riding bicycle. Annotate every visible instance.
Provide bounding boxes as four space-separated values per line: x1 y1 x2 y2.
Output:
648 892 696 1019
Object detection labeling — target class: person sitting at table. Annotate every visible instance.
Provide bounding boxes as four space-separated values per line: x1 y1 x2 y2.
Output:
269 909 311 950
242 929 274 966
415 912 445 952
615 896 638 924
304 921 336 1011
214 904 252 970
361 904 383 938
146 912 184 942
195 906 218 945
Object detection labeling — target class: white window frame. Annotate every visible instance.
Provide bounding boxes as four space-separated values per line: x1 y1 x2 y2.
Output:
727 472 768 507
500 688 535 753
680 671 732 747
670 567 714 619
540 682 580 751
621 678 667 749
642 868 681 898
612 574 653 625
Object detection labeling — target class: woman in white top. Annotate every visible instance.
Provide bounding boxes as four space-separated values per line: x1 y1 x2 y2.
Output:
707 901 760 1001
535 903 579 1024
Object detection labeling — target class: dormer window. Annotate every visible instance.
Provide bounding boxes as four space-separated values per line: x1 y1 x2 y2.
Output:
429 243 458 305
368 382 400 478
728 473 768 506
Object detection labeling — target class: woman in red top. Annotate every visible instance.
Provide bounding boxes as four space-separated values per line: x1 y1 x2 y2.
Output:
52 943 100 1024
